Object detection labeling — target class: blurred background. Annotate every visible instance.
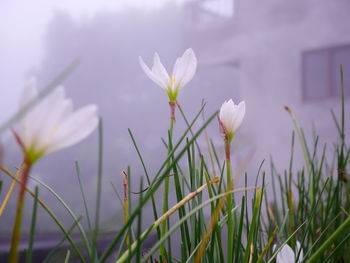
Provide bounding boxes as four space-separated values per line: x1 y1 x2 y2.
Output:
0 0 349 259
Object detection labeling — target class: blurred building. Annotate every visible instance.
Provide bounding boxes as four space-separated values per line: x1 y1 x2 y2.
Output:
0 0 349 258
183 0 350 171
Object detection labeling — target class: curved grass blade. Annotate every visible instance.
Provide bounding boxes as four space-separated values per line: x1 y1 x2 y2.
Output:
25 186 39 263
306 215 350 263
91 118 104 261
99 106 215 263
0 166 85 263
128 129 159 235
64 250 71 263
42 216 83 263
28 175 92 257
141 188 255 263
75 161 93 234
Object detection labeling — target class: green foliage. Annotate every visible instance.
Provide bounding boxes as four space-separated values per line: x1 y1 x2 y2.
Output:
0 66 349 263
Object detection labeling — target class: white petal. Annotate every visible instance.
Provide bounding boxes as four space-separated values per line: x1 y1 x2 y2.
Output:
18 78 39 147
219 100 234 132
173 48 197 89
231 101 245 132
152 53 170 87
139 56 166 89
26 87 66 151
47 105 98 153
276 244 295 263
37 99 74 151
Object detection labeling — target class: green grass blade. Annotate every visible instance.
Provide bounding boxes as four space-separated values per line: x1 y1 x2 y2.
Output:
75 161 93 233
28 175 92 257
140 189 253 263
0 166 85 262
42 216 83 263
25 186 39 263
64 250 71 263
92 118 104 261
307 215 350 263
99 109 218 262
128 129 159 228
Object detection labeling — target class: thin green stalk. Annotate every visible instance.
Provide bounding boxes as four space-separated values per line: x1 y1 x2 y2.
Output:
116 177 220 263
243 187 262 263
75 161 93 233
194 179 229 263
170 132 191 255
128 129 159 236
267 221 307 263
25 186 39 263
9 162 32 263
256 227 278 263
225 140 234 263
29 175 92 256
135 179 144 263
42 216 83 263
64 250 71 263
100 109 217 263
141 188 255 263
0 166 85 263
160 112 175 259
285 107 314 227
307 215 350 263
92 118 104 261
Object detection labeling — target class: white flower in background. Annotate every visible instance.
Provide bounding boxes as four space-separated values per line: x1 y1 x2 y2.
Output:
275 241 304 263
139 48 197 102
218 99 245 142
16 77 99 164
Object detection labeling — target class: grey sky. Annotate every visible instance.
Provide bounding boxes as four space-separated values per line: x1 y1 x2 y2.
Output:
0 0 187 122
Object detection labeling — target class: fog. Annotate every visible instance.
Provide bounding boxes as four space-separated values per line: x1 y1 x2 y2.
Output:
0 0 349 252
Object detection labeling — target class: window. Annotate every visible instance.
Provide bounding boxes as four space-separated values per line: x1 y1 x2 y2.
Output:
302 44 350 101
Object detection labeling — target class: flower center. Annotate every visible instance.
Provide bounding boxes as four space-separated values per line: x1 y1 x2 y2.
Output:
166 73 179 102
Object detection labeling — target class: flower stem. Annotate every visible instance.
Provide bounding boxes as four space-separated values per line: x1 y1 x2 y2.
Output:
0 165 86 262
160 103 175 260
9 161 32 263
225 139 234 263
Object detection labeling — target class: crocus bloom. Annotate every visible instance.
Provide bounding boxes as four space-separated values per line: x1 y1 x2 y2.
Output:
218 99 245 142
16 78 99 164
139 48 197 102
275 241 304 263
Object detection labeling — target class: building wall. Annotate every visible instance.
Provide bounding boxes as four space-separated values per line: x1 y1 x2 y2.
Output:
185 0 350 180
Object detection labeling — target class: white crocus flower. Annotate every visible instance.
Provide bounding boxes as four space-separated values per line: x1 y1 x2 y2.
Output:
139 48 197 102
16 78 99 164
275 241 304 263
219 99 245 142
